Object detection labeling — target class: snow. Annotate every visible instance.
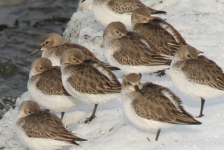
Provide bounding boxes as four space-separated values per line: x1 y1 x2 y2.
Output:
1 0 224 149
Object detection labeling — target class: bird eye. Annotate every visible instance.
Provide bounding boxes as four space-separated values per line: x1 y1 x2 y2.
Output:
45 41 49 44
28 111 31 114
188 54 191 58
128 82 131 85
116 31 119 34
40 67 43 70
73 58 76 61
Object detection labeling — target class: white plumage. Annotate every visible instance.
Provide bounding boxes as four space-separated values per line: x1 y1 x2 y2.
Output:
92 1 132 29
61 66 120 105
170 59 224 100
27 81 81 112
16 126 75 150
105 41 170 74
121 89 174 132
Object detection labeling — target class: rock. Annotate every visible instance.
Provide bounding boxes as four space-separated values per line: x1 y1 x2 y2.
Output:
0 0 27 7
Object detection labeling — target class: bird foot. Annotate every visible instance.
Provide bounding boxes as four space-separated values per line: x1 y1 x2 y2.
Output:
196 114 204 118
154 70 166 77
84 115 96 124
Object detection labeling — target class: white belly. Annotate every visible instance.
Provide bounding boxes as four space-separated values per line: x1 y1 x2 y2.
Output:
170 64 224 100
61 70 120 105
16 125 74 150
106 48 169 74
27 81 81 112
121 91 174 132
42 52 60 66
92 3 132 29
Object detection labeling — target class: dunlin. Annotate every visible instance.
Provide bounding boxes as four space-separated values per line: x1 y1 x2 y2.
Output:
121 73 201 141
170 45 224 117
16 100 87 150
61 48 121 123
25 33 119 70
132 7 187 56
91 0 166 29
103 21 171 74
28 57 81 120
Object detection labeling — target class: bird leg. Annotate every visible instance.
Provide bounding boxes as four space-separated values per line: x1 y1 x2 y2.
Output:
155 129 161 141
154 70 166 77
61 112 65 120
84 104 98 124
197 98 205 118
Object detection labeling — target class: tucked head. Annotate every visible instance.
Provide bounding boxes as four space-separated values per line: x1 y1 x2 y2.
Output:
174 45 202 61
132 7 151 24
103 21 127 39
18 100 40 118
61 48 85 65
122 73 142 92
30 57 52 76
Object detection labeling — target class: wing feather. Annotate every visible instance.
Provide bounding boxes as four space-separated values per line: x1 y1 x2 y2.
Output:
18 111 87 144
113 34 171 65
36 67 70 96
133 83 200 124
52 43 119 70
67 60 121 94
181 55 224 90
133 17 187 55
108 0 145 14
108 0 166 14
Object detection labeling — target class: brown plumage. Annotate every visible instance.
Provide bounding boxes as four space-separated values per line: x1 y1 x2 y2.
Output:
181 56 224 90
132 7 187 56
66 59 121 94
103 21 171 74
16 100 87 147
29 58 69 96
113 33 171 66
107 0 166 14
62 49 121 94
173 45 224 91
121 73 201 140
25 33 120 70
35 67 70 96
28 57 82 120
133 82 200 124
61 48 121 123
43 42 100 62
170 45 224 117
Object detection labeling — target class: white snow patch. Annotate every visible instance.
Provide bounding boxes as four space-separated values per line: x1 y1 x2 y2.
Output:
1 0 224 150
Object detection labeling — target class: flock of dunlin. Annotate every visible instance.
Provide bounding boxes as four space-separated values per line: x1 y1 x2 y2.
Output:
15 0 224 149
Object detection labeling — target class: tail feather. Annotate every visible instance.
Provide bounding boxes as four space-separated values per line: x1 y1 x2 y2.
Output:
152 10 167 14
107 66 121 70
73 137 88 142
176 118 202 125
148 7 167 15
100 62 120 70
71 137 88 146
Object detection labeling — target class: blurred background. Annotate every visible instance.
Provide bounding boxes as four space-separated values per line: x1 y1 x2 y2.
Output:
0 0 79 118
